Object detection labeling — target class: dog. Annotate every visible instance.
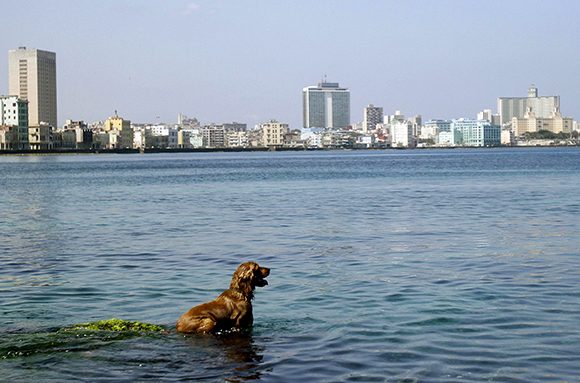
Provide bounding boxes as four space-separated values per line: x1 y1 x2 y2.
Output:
176 262 270 334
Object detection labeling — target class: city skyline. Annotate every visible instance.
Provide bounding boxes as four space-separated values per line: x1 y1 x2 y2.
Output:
1 0 579 128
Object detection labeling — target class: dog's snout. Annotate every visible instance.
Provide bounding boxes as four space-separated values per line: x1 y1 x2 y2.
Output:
261 267 270 277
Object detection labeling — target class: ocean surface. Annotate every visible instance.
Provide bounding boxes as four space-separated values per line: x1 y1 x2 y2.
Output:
1 148 579 382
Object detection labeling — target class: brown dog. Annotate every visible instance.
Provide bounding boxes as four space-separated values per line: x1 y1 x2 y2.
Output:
176 262 270 334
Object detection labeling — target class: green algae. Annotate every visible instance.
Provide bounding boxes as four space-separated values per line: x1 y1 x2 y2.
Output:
65 318 165 333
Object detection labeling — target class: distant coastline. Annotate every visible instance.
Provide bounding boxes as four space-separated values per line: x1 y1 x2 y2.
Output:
1 144 579 156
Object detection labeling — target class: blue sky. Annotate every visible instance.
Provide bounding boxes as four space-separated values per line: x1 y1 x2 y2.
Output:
1 0 579 128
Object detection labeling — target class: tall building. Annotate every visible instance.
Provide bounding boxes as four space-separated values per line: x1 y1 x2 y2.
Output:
303 80 350 129
497 85 559 126
8 47 57 128
363 104 383 132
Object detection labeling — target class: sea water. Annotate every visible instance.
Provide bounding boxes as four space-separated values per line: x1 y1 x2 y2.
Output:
1 148 579 382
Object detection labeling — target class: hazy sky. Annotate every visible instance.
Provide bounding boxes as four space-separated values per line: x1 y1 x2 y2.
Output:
1 0 579 128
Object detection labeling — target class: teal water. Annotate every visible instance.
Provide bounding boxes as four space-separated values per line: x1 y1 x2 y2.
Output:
1 148 580 382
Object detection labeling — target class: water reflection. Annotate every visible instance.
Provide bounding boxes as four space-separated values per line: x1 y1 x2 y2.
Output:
185 332 264 382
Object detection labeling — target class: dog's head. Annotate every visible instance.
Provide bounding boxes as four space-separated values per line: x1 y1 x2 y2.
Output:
230 261 270 298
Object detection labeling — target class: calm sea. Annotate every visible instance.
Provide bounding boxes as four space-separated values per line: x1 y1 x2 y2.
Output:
1 148 580 382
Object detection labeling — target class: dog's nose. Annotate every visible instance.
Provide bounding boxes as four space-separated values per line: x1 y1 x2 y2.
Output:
262 267 270 277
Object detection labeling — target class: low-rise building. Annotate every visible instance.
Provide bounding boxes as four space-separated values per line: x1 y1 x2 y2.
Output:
178 128 203 148
258 120 288 147
511 107 573 136
0 95 29 150
450 119 501 147
28 123 53 150
226 130 249 148
104 112 133 148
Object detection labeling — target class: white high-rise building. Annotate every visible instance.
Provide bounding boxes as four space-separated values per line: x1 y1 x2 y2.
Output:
8 47 57 128
303 80 350 129
497 85 559 126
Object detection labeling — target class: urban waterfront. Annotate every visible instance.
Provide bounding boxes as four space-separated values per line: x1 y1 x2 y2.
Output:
1 148 580 382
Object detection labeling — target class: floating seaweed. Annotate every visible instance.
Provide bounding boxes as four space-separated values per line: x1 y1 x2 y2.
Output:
65 318 165 333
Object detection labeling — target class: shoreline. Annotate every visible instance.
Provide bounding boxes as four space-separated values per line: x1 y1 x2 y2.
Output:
1 144 579 156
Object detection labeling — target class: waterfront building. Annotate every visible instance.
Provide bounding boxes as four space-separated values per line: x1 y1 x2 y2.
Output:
511 107 573 136
391 121 415 148
501 129 515 146
202 125 226 148
0 95 28 150
301 128 324 148
58 120 92 149
437 129 463 146
284 129 302 147
450 119 501 147
178 128 203 148
28 123 53 150
498 85 559 126
103 112 133 148
226 130 249 148
140 125 179 148
258 120 288 147
8 47 57 128
303 80 350 129
363 104 383 132
421 120 451 140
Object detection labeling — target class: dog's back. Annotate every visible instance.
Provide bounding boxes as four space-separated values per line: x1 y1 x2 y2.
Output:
176 290 252 333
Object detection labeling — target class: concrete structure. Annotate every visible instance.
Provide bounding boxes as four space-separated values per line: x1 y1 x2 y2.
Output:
178 128 203 148
103 112 133 148
223 122 247 132
226 130 249 148
501 129 515 146
423 120 452 136
0 95 28 149
58 120 92 149
421 120 451 140
477 109 501 126
437 129 463 146
28 123 53 150
511 107 573 136
8 47 57 128
202 125 226 148
450 119 501 147
391 121 415 148
498 85 559 126
301 128 324 148
303 80 350 129
258 120 288 147
363 104 383 132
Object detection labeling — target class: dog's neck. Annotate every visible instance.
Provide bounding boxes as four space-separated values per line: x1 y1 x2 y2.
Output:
229 281 254 301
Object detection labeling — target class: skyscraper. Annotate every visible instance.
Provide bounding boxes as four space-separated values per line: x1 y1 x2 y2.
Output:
303 80 350 129
8 47 57 128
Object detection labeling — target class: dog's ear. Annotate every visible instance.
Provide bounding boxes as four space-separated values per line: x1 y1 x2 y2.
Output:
235 263 256 281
